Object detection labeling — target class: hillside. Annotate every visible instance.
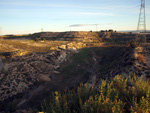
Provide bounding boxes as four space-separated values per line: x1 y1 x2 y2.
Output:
0 31 150 112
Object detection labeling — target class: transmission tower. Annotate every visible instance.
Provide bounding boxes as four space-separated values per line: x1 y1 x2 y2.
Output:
136 0 146 43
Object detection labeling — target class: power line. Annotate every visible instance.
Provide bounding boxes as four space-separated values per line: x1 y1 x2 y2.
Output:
50 0 138 26
57 0 141 31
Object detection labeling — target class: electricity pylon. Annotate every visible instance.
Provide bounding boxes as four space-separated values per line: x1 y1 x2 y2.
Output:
136 0 146 43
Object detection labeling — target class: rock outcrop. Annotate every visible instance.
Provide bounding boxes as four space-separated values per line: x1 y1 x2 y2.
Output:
50 42 87 51
132 46 150 78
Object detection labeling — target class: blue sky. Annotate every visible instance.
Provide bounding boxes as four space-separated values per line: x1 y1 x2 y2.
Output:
0 0 150 35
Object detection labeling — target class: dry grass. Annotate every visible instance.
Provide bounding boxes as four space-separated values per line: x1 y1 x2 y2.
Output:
0 40 69 53
0 39 69 58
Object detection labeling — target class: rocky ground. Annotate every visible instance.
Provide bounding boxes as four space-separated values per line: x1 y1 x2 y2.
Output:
133 45 150 78
0 50 68 102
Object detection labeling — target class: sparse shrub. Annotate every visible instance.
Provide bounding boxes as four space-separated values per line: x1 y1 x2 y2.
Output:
40 75 150 113
43 38 46 41
35 37 39 41
137 54 145 63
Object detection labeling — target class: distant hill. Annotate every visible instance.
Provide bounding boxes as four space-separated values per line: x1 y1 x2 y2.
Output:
119 30 150 33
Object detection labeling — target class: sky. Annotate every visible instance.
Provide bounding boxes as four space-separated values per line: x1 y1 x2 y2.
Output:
0 0 150 35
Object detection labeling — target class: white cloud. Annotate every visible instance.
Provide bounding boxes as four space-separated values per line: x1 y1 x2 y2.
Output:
69 24 101 27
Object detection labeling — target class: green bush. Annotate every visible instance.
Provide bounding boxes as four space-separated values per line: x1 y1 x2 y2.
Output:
40 75 150 113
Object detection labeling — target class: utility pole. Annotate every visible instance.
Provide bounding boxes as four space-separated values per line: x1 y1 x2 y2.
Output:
136 0 146 43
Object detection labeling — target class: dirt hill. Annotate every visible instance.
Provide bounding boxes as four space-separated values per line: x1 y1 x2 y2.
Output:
0 45 141 111
0 31 150 112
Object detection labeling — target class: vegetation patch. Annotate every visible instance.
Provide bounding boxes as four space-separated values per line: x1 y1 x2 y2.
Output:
40 75 150 113
61 47 94 75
